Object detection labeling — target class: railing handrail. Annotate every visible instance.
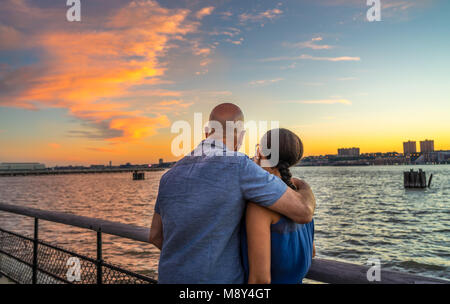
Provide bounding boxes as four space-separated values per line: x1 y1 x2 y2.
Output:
0 202 448 284
0 202 149 243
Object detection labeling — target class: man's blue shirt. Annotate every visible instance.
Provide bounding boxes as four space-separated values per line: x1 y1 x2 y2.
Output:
155 138 287 283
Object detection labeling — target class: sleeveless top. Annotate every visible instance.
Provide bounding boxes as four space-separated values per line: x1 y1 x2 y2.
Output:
241 216 314 284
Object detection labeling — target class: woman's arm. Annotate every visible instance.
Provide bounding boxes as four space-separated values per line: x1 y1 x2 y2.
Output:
246 202 278 284
149 212 163 250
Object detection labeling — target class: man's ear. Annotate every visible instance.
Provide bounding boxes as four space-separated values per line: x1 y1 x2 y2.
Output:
205 126 213 138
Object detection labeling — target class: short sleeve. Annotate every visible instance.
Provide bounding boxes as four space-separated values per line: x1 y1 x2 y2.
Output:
154 173 168 215
154 195 161 214
239 156 287 207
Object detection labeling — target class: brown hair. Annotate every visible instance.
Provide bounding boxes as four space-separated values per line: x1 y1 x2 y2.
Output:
260 128 303 190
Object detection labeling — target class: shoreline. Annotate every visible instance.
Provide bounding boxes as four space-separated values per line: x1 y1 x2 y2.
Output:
0 167 165 177
297 163 449 167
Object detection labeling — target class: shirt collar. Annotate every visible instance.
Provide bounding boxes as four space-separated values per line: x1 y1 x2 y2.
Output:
190 136 229 157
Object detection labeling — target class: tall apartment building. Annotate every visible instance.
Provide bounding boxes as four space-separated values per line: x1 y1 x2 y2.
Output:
403 141 416 155
420 140 434 153
338 147 360 157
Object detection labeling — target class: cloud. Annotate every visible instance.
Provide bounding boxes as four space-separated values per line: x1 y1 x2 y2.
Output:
0 0 198 142
150 100 193 115
318 0 423 9
293 99 352 105
315 0 428 24
287 37 334 50
209 27 243 46
196 6 215 19
249 78 284 87
262 54 360 62
280 62 297 70
382 1 420 11
225 37 244 45
0 23 25 50
221 11 233 19
109 116 171 141
239 8 283 24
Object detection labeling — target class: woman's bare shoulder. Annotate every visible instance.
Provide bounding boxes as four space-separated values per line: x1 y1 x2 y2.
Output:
247 202 281 224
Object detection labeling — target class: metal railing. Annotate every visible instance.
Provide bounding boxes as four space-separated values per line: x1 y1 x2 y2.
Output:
0 203 448 284
0 203 156 284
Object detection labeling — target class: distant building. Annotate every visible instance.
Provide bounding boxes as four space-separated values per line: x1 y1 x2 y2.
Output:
337 147 360 157
90 165 105 169
403 141 416 155
0 163 45 170
159 158 164 165
109 161 112 167
420 140 434 153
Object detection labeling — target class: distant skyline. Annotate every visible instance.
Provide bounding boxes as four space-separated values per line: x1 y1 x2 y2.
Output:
1 0 450 166
2 139 447 167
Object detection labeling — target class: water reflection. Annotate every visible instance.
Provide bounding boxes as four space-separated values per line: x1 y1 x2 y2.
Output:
0 165 449 280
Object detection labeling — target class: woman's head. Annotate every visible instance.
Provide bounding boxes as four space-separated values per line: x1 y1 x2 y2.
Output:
257 128 303 190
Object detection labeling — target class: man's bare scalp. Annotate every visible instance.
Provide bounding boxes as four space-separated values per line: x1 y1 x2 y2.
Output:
209 103 244 130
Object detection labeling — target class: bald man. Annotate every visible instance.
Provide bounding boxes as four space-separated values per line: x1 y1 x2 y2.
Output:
150 103 315 284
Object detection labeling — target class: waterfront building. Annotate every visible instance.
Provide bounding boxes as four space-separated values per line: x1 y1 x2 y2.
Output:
420 140 434 153
403 141 416 155
338 147 360 157
0 162 46 170
90 165 105 169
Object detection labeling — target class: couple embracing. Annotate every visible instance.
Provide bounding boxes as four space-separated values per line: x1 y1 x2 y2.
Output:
150 103 316 284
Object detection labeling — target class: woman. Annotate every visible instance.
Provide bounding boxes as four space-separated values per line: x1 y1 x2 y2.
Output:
241 128 315 284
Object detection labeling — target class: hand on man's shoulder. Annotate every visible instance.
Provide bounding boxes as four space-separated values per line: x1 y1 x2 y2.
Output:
291 177 312 191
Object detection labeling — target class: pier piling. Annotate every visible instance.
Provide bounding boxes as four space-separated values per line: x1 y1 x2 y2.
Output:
404 169 429 189
132 171 145 180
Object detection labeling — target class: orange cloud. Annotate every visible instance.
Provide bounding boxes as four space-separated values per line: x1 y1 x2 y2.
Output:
0 0 198 142
109 115 171 141
196 7 215 19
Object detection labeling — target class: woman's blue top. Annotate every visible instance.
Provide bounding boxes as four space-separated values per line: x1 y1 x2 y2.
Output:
241 217 314 284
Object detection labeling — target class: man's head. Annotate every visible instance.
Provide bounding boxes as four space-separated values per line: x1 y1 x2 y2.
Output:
206 103 245 151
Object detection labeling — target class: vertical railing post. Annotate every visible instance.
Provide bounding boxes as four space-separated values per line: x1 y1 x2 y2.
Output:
96 230 102 284
32 218 38 284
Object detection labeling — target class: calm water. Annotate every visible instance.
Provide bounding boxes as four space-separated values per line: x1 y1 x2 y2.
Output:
0 165 449 280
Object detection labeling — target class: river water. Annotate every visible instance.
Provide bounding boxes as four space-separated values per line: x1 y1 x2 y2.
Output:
0 165 448 281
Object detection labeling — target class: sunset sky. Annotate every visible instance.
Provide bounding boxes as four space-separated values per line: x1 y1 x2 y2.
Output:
1 0 449 166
